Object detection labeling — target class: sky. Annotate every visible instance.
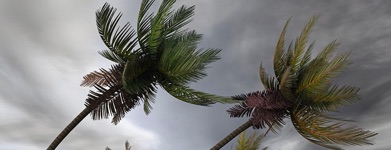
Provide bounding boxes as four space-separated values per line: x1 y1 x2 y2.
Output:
0 0 390 150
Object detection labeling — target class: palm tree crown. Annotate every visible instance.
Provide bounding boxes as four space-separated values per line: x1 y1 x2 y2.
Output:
212 16 377 150
48 0 237 149
84 0 236 124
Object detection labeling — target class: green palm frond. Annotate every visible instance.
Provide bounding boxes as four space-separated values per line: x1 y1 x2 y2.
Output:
161 81 237 105
279 66 295 101
96 3 138 62
158 30 220 85
147 0 175 57
98 49 126 63
306 85 360 111
137 0 154 52
297 50 351 98
297 41 315 74
259 63 279 91
290 15 318 74
164 5 195 36
235 131 267 150
273 18 290 81
291 106 377 149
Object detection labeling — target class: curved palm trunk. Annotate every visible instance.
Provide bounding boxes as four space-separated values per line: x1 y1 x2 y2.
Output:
47 107 93 150
210 120 252 150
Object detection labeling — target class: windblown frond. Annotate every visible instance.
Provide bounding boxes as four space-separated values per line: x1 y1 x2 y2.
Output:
291 107 377 149
82 65 142 124
305 85 360 111
297 50 351 98
236 131 267 150
290 15 318 74
259 63 279 91
81 64 124 87
96 3 138 62
274 18 290 81
164 5 195 36
158 30 220 85
147 0 175 56
279 66 295 101
161 81 237 105
137 0 155 52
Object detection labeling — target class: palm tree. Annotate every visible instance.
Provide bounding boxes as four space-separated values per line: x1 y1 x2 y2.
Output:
235 131 268 150
211 16 377 150
47 0 237 149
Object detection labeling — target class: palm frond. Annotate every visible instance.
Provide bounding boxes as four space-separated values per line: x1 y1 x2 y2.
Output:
236 131 266 150
147 0 176 56
297 50 350 97
279 66 295 101
161 81 237 105
137 0 155 52
96 3 138 61
291 107 377 149
228 91 291 130
297 41 315 74
122 55 156 94
274 18 290 81
164 5 195 36
98 49 126 63
290 15 318 74
259 63 279 91
158 30 220 85
81 64 124 87
306 85 360 111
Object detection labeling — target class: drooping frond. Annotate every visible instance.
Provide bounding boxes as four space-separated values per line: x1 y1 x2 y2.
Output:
290 15 318 74
158 30 221 85
82 65 142 124
259 63 279 91
85 84 141 124
161 81 237 105
273 18 290 81
291 107 377 149
81 64 124 87
96 3 138 62
228 91 291 130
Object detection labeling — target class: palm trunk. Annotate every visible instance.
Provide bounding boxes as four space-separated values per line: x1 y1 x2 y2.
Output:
47 106 93 150
210 120 252 150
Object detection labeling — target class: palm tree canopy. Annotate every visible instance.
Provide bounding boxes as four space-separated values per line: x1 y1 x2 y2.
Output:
82 0 238 125
228 15 377 149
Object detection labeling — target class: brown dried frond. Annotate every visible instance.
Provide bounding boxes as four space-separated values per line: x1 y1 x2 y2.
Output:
228 90 292 129
81 64 124 87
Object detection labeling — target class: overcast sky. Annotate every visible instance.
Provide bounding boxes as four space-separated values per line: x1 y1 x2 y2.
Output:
0 0 390 150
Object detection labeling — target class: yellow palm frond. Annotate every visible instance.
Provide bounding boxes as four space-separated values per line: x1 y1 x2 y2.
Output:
291 107 377 149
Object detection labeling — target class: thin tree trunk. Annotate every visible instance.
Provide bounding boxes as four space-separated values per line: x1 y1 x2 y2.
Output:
210 120 252 150
47 106 93 150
